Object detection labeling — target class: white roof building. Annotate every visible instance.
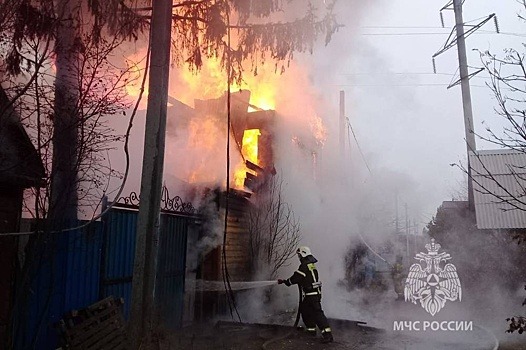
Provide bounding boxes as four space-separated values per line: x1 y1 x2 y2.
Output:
469 149 526 229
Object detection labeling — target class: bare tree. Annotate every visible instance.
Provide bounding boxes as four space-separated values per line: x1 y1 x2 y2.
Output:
450 2 526 332
248 175 300 280
454 0 526 214
1 33 139 221
0 10 140 348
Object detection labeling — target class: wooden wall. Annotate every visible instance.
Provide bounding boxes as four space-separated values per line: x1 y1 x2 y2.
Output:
222 194 251 282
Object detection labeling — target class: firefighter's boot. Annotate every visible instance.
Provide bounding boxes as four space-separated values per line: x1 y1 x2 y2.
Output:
305 328 317 337
321 330 333 343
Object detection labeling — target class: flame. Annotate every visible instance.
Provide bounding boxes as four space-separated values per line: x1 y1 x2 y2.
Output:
124 49 149 106
234 129 261 188
177 57 277 111
183 117 227 184
310 114 328 146
119 42 327 191
242 129 260 164
176 57 275 189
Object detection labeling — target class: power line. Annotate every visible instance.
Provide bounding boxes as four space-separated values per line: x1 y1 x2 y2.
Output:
336 83 490 88
340 72 488 79
362 32 453 36
361 31 526 37
346 117 371 175
361 26 448 29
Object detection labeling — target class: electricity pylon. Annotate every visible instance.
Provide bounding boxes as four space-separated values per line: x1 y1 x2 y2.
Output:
433 0 499 211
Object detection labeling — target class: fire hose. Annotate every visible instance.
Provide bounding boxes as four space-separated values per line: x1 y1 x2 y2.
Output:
261 284 302 350
261 234 387 349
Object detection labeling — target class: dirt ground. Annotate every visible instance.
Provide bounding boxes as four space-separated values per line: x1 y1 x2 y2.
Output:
162 319 521 350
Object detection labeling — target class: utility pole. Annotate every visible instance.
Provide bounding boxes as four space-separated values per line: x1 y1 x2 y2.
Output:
395 192 399 235
453 0 476 210
129 0 173 349
339 90 345 156
405 203 409 258
434 1 497 211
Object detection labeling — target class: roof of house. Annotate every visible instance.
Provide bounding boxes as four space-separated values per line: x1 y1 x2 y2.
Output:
0 86 45 188
469 149 526 229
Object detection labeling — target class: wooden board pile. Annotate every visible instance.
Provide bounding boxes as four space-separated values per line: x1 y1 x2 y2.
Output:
57 296 126 350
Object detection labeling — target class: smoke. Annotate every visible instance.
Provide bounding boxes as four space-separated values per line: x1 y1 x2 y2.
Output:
100 3 526 347
226 4 526 349
185 189 224 272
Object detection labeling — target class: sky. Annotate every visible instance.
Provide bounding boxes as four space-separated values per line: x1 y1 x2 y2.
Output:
303 0 526 226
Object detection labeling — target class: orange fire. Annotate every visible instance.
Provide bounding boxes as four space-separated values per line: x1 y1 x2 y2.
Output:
120 42 282 189
177 57 277 111
124 48 149 107
311 114 328 147
234 129 261 188
175 57 274 189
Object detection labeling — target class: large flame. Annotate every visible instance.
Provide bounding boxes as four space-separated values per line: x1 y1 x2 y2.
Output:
234 129 261 188
120 52 272 189
178 57 277 111
124 48 149 103
121 49 325 190
176 57 274 189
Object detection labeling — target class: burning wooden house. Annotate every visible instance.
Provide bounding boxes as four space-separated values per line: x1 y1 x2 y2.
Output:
166 90 278 319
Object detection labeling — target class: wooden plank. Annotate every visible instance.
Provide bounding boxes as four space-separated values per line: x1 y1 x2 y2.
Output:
66 304 121 339
225 256 248 262
225 251 246 257
58 297 127 350
103 332 127 350
71 317 121 346
224 241 247 248
83 323 125 349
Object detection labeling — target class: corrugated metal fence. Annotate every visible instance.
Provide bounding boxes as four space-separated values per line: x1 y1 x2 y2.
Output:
13 223 104 350
99 206 138 320
14 201 199 350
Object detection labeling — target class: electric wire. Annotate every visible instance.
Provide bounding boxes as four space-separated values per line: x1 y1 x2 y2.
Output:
345 117 371 175
341 72 487 79
342 106 427 239
222 3 242 323
336 83 491 88
361 31 524 37
0 43 151 237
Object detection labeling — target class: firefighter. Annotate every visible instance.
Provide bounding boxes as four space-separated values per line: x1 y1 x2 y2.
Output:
278 246 334 343
391 255 405 301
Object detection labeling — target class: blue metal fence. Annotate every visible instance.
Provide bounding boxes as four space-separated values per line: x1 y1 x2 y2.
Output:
14 222 103 350
99 204 193 328
156 213 189 329
99 206 138 319
15 199 198 349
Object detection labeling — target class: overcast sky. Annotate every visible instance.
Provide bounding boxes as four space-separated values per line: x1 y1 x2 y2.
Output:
304 0 526 225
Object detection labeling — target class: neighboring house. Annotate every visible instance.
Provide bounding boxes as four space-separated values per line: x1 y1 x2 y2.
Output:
469 149 526 230
0 85 45 346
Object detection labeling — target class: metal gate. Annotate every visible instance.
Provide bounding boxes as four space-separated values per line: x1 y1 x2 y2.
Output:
99 190 199 328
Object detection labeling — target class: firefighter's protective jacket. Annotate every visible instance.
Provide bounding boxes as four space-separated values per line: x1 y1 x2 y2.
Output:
284 255 322 296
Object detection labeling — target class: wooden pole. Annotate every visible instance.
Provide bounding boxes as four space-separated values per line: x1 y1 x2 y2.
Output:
128 0 173 348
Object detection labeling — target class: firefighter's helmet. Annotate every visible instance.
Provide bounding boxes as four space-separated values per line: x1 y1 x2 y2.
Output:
297 246 312 258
